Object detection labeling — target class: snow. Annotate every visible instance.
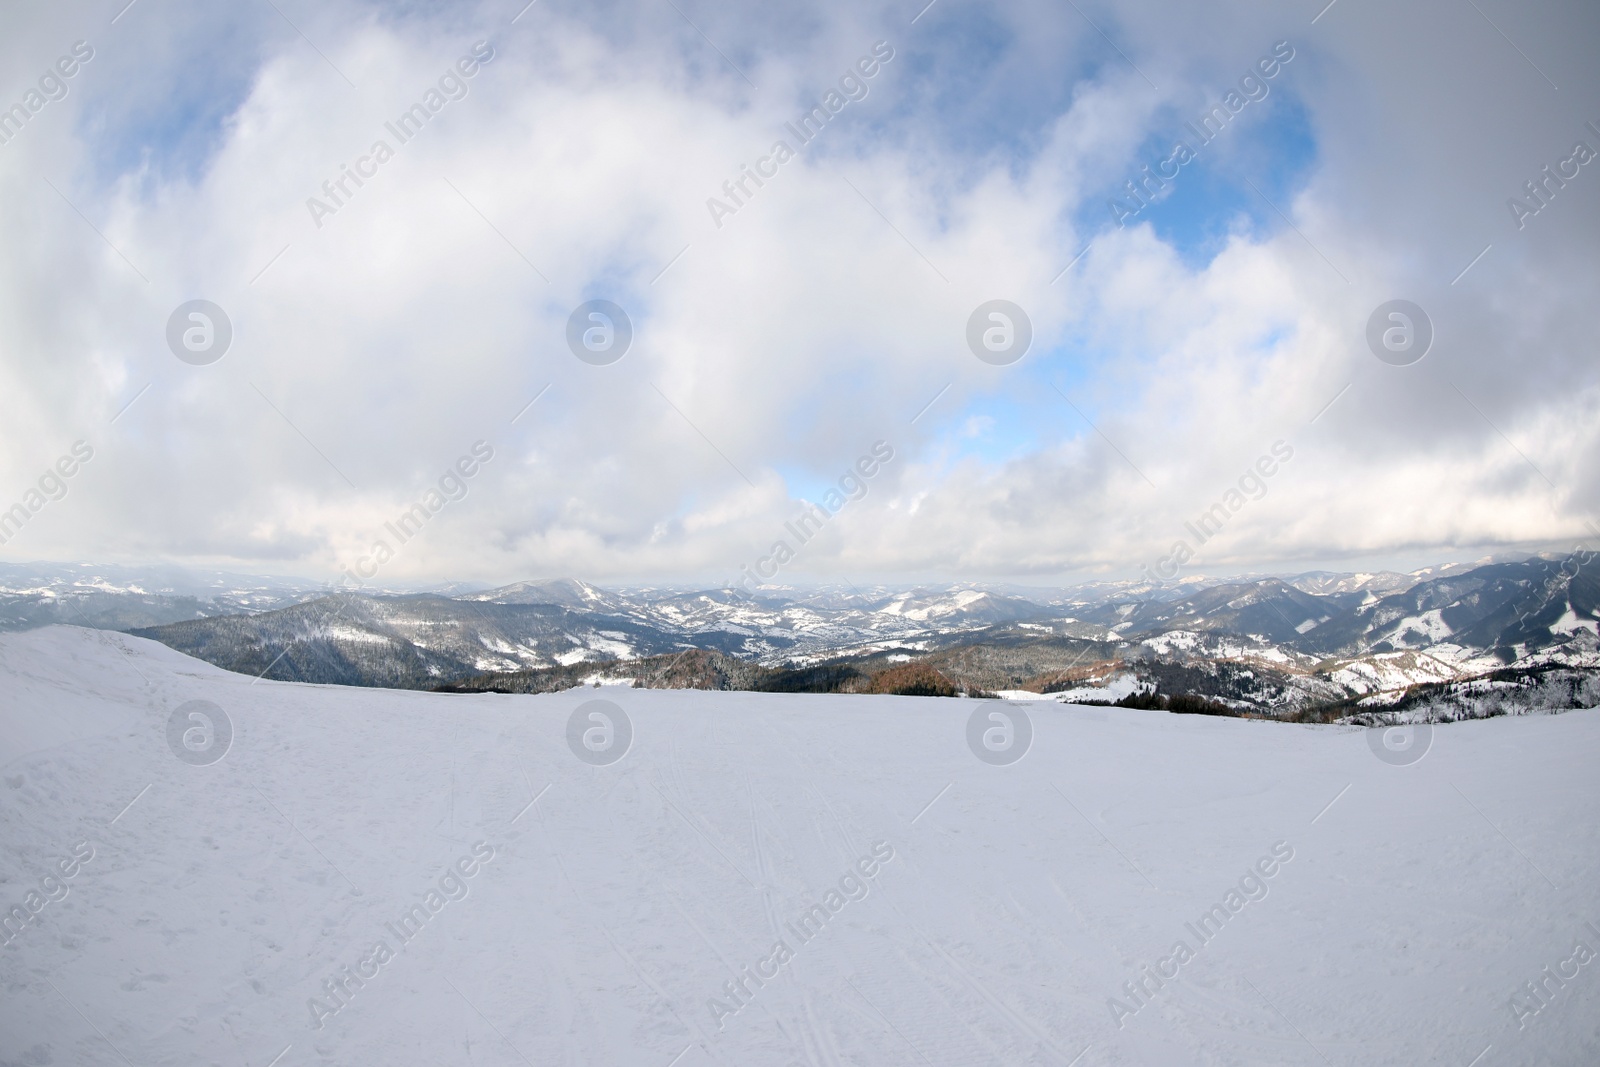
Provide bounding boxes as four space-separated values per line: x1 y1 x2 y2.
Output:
875 589 987 622
1388 608 1454 646
992 672 1150 706
1550 607 1599 638
324 625 393 645
476 634 522 654
1143 630 1203 654
472 652 536 673
1138 631 1309 670
1007 670 1149 707
584 633 637 659
1325 650 1473 695
1 626 1597 1065
578 673 637 688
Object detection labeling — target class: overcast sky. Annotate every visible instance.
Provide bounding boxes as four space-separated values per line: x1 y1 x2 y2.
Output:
0 0 1596 589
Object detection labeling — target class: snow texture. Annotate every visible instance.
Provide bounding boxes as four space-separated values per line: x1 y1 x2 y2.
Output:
1 626 1597 1066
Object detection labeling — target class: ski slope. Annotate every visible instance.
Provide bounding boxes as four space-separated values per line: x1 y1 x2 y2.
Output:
1 625 1597 1066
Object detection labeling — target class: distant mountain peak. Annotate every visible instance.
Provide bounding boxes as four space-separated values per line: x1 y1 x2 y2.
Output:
470 577 619 609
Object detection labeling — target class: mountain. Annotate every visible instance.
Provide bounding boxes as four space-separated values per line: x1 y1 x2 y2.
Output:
131 593 733 688
1295 555 1600 658
50 552 1600 714
0 561 318 632
1076 577 1350 644
1285 569 1416 597
467 577 626 612
127 581 1069 688
866 586 1054 625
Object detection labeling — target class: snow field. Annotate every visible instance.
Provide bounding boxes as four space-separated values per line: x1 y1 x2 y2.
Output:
0 625 1597 1066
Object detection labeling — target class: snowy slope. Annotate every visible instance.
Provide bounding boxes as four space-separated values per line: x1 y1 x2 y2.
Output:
1 626 1597 1066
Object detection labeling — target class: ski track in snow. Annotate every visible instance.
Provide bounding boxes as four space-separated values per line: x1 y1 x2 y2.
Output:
0 625 1598 1066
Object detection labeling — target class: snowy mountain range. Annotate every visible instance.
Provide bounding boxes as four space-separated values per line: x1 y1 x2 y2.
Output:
6 554 1596 713
0 562 316 631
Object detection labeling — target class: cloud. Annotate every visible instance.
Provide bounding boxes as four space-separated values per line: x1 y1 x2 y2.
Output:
0 0 1595 586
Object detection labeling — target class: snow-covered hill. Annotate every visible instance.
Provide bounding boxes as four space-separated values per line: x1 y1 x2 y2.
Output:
1 626 1596 1065
0 561 320 633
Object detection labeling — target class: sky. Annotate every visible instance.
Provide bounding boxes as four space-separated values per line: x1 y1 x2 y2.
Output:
0 0 1596 590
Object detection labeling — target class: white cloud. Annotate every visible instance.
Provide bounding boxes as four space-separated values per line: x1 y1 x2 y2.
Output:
1 0 1595 586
